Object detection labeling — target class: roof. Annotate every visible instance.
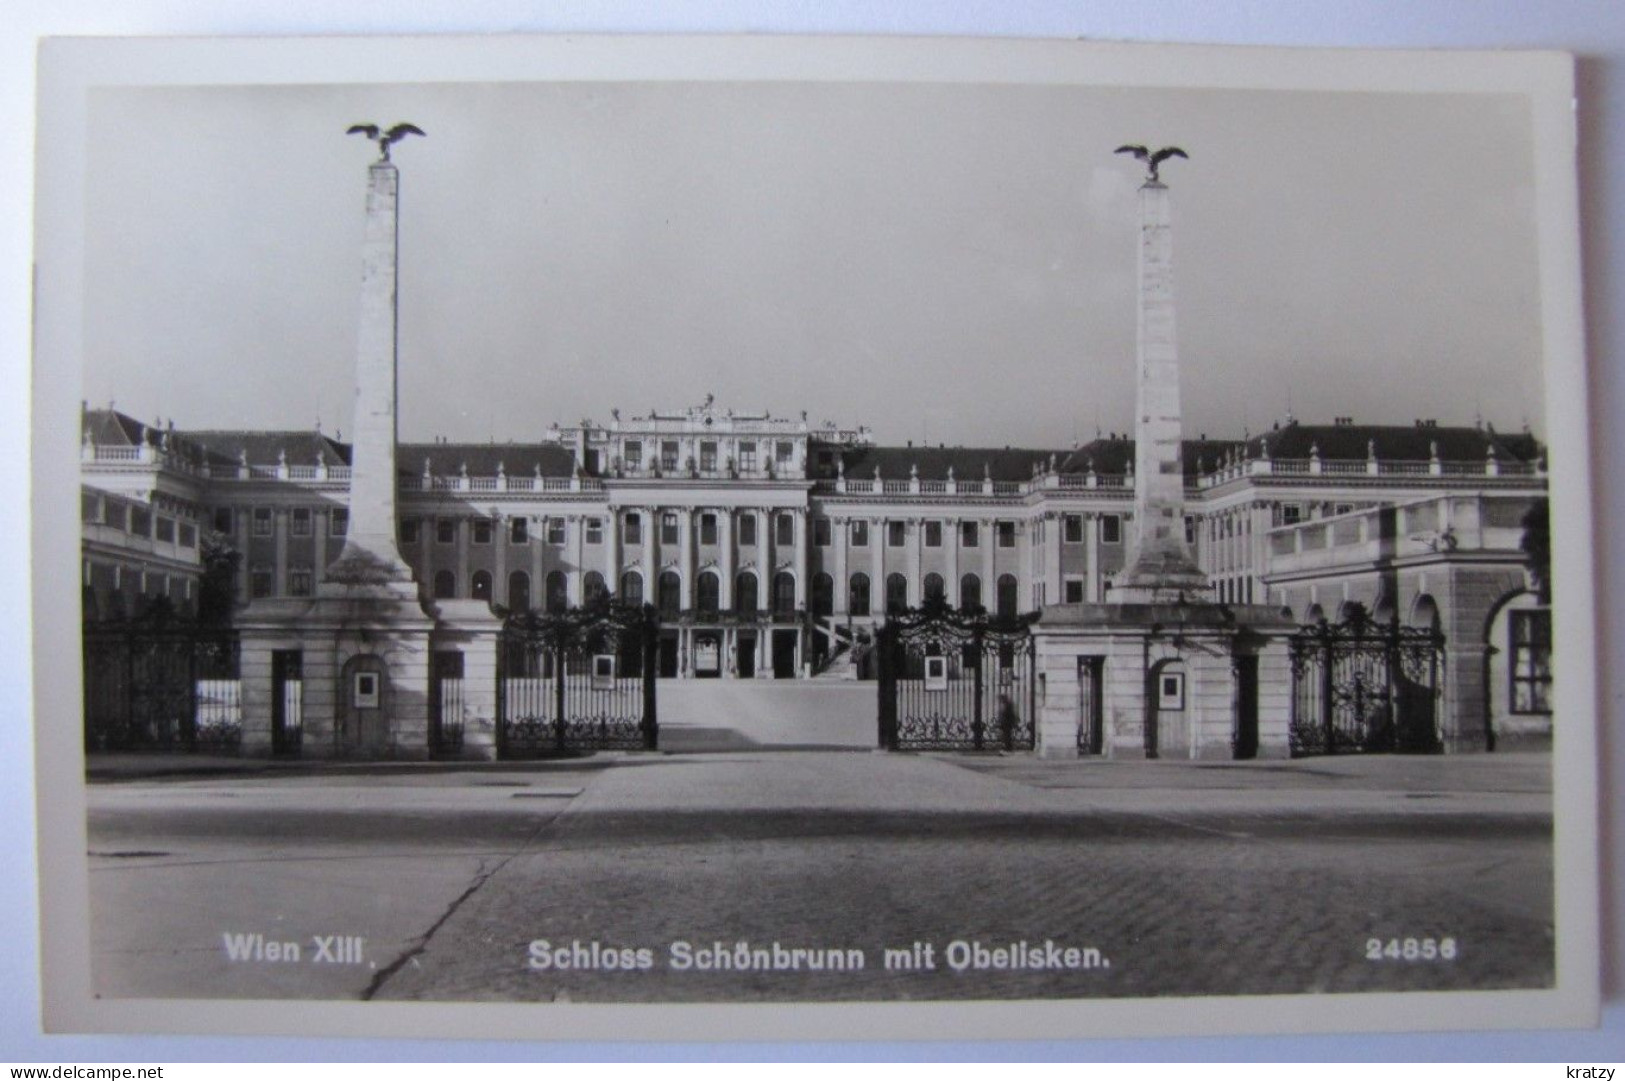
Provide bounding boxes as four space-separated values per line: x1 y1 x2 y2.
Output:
824 444 1072 483
1057 437 1246 478
1246 422 1541 464
399 443 578 479
181 430 352 469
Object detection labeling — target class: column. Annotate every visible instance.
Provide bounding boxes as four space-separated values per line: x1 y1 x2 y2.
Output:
1046 511 1063 604
605 508 621 597
313 509 328 573
718 509 734 609
832 515 849 615
760 508 774 598
678 507 695 609
641 507 657 605
237 508 250 601
455 517 470 599
1086 513 1099 602
946 515 960 606
274 508 289 595
870 517 885 614
793 508 808 608
492 511 507 605
531 515 544 603
569 514 584 604
981 517 996 608
907 517 922 606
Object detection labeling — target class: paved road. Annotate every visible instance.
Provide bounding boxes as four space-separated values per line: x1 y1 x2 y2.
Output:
85 751 1554 1003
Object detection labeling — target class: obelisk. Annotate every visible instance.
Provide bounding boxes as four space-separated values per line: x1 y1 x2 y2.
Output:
324 144 416 591
1114 154 1208 602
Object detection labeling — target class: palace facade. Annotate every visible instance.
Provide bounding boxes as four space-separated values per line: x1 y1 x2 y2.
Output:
79 400 1552 751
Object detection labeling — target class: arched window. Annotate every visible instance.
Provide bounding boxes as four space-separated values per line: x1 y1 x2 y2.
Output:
619 570 643 606
1411 594 1441 632
923 573 945 603
545 570 568 613
811 573 834 618
433 570 456 600
960 573 982 612
508 571 530 613
849 572 871 617
658 571 681 617
773 572 796 617
735 571 758 614
996 573 1018 620
886 573 909 614
696 571 720 616
584 571 608 605
471 570 493 602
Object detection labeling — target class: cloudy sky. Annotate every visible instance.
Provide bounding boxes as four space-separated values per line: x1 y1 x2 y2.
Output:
80 78 1544 447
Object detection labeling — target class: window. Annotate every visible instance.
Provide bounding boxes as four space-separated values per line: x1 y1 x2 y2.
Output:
130 507 151 537
586 518 603 544
433 570 456 599
888 521 906 548
997 521 1016 548
735 572 758 613
885 573 908 613
924 521 942 548
660 441 679 472
848 573 871 616
155 517 176 543
773 572 796 617
813 517 831 546
546 571 568 613
960 573 982 610
103 502 128 531
1280 504 1303 526
700 513 717 546
1509 610 1552 714
661 513 679 546
508 571 531 612
253 507 272 537
775 441 793 464
739 442 758 472
850 520 869 547
923 573 945 603
179 523 197 548
291 508 312 537
961 521 979 548
330 508 348 537
548 518 567 546
811 573 834 617
624 513 642 546
738 514 757 546
510 517 528 544
1064 515 1083 544
1101 515 1122 544
251 565 274 599
1185 517 1197 545
472 518 492 545
401 518 420 545
1334 503 1355 516
996 574 1018 619
697 571 720 615
584 571 608 604
619 571 643 606
624 440 642 470
700 441 718 472
289 567 313 597
776 513 794 547
436 517 456 544
658 571 681 617
81 492 99 523
471 571 492 602
212 506 233 534
1064 579 1085 604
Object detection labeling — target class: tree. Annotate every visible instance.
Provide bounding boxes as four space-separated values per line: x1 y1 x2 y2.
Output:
1520 498 1550 604
197 531 241 624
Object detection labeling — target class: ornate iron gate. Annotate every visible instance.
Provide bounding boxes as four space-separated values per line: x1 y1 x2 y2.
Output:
878 599 1036 751
1288 608 1444 756
82 603 241 754
496 600 659 756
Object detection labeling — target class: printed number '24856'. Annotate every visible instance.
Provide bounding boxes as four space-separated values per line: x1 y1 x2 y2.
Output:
1365 937 1457 961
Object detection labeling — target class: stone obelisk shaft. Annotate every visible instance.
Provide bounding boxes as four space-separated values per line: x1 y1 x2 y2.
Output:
1116 180 1207 601
325 161 414 587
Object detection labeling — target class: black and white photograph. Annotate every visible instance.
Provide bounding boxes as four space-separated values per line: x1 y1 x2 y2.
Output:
29 34 1599 1043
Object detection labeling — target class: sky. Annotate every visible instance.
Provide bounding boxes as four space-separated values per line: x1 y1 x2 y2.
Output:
80 79 1545 448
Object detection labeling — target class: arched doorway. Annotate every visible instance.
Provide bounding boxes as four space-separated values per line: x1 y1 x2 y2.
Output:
619 570 643 606
583 570 608 605
658 571 681 618
696 570 720 617
735 571 758 614
772 572 796 618
960 573 982 612
545 571 568 613
923 573 945 604
848 572 870 617
471 570 492 603
996 574 1018 620
508 570 531 613
885 573 908 614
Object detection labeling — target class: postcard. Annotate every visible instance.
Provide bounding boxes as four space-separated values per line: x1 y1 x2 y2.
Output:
32 34 1598 1041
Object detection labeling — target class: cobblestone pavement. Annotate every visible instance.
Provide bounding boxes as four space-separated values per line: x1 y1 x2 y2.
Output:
85 751 1553 1004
